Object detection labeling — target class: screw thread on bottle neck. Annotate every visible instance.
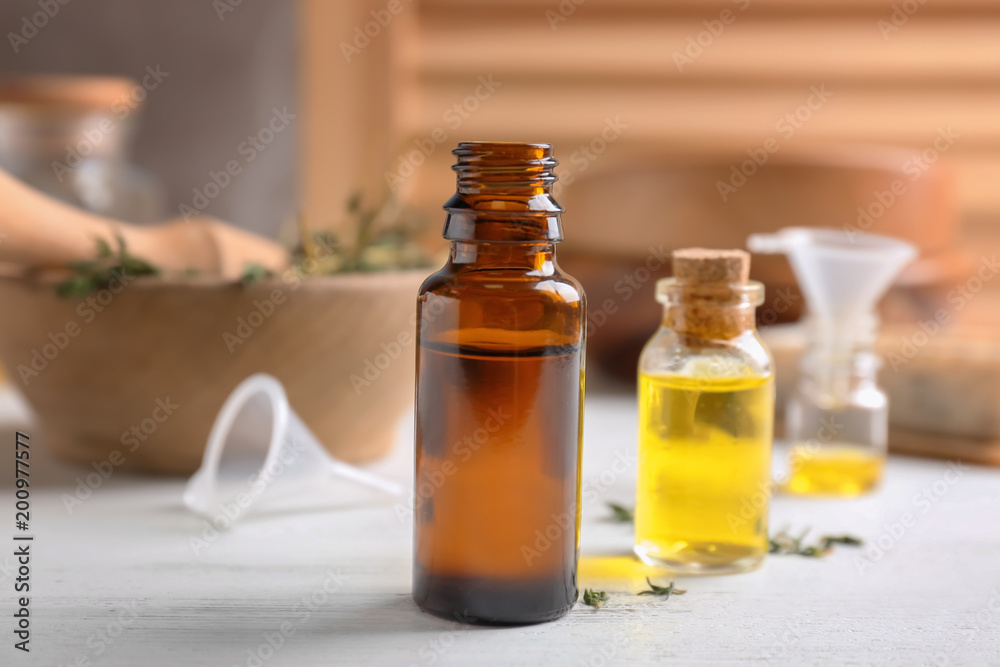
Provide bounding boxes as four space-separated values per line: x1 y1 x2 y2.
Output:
451 141 558 196
443 142 563 243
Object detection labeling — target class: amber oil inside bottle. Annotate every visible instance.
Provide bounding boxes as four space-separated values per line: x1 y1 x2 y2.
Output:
413 142 585 624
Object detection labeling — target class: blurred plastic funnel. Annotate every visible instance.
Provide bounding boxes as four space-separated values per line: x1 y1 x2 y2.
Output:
184 374 402 524
747 227 916 327
747 227 916 497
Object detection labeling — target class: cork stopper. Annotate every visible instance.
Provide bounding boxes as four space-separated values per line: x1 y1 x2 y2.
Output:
662 248 758 340
672 248 750 285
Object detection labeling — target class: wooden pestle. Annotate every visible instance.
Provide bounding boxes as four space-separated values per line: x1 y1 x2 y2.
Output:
0 167 289 279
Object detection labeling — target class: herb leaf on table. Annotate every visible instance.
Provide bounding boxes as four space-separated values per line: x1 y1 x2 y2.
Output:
638 577 686 599
769 527 864 557
820 534 864 549
606 502 634 523
582 588 609 610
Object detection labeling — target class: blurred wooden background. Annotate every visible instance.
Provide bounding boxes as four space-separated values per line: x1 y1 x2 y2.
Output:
301 0 1000 235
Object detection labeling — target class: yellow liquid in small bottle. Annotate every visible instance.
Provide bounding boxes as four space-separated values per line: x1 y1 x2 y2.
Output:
783 444 884 496
636 372 773 574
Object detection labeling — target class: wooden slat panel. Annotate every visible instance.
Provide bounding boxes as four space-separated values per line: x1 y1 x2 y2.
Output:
408 7 1000 221
413 83 1000 148
953 158 1000 215
399 151 1000 230
301 0 1000 229
419 19 1000 85
300 0 418 232
425 0 1000 10
422 0 1000 24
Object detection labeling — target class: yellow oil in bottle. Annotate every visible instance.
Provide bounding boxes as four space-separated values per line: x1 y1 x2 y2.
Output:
635 371 773 574
783 444 883 496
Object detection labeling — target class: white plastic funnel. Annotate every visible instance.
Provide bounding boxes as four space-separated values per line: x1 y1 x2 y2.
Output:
183 374 402 524
747 227 916 324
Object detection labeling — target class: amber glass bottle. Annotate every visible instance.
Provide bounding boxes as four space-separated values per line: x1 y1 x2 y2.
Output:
413 142 585 625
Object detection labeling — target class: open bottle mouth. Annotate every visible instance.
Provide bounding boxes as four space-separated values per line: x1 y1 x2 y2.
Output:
451 141 559 196
443 141 564 243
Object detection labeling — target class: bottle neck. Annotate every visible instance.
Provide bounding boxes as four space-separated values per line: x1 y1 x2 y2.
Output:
798 314 881 402
442 142 563 244
449 241 556 274
662 303 756 341
657 278 763 341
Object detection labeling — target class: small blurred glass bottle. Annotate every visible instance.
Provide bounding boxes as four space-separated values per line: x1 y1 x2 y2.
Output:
747 227 916 497
783 315 887 496
413 142 585 624
0 76 163 222
636 249 774 575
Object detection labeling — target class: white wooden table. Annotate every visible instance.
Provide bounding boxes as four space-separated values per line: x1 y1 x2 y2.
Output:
1 389 998 667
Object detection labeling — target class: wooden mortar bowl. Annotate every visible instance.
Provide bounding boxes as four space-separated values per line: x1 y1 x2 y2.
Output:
0 271 425 475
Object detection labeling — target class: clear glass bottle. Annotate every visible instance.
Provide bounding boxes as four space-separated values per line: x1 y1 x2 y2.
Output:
783 315 887 496
0 76 163 222
635 249 774 575
413 142 586 624
746 227 916 497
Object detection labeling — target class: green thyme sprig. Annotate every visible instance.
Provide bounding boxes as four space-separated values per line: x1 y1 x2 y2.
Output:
606 502 634 523
239 262 275 287
638 578 686 599
56 237 159 299
582 588 609 610
293 192 432 276
769 527 864 557
820 534 864 549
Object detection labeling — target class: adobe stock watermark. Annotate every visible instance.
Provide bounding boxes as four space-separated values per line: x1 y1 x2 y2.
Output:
926 588 1000 667
7 0 72 54
760 621 805 662
222 287 291 353
16 264 153 387
878 0 928 41
61 397 181 514
56 599 139 665
568 631 629 667
523 449 635 565
585 244 667 337
350 272 461 394
758 286 800 328
672 0 751 72
551 116 628 198
716 84 834 202
235 569 351 667
593 238 794 338
50 65 169 182
384 75 502 191
179 106 296 220
545 0 586 31
395 407 511 524
222 234 338 354
727 415 843 532
886 253 997 372
189 436 310 556
339 0 416 63
348 287 451 396
853 461 968 573
213 0 245 22
846 127 959 242
405 611 479 666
